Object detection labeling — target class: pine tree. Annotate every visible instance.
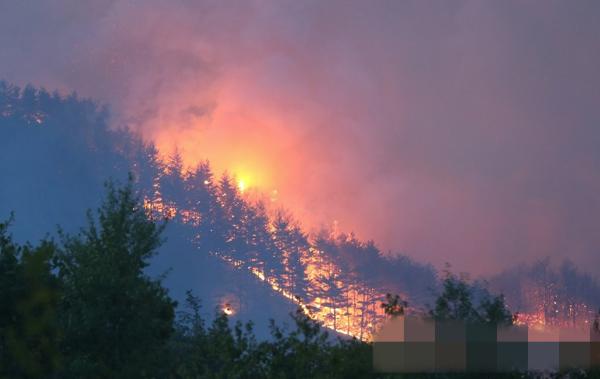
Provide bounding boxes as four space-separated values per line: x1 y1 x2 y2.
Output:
218 173 249 261
185 161 225 249
246 202 280 280
158 148 186 220
272 211 310 299
315 261 347 332
130 139 163 214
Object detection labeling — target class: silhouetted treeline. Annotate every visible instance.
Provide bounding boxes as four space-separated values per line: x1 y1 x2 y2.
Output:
1 179 591 379
0 81 130 241
4 81 600 337
0 179 373 378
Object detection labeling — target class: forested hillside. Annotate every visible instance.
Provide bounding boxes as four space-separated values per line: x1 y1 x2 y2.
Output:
3 81 600 378
0 82 442 340
3 81 600 338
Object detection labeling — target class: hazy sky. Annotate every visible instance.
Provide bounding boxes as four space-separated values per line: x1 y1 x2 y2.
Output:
2 0 600 276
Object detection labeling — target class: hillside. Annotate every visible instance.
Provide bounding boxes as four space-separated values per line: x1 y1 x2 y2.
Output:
2 81 599 340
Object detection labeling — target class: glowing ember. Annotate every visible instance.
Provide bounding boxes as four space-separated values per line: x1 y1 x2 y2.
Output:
223 303 234 316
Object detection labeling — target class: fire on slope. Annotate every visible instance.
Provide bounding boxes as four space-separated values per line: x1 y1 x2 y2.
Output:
512 298 597 329
141 173 388 340
141 166 600 340
217 247 388 340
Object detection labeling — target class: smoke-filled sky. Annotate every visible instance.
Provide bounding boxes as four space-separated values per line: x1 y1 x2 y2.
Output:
2 0 600 276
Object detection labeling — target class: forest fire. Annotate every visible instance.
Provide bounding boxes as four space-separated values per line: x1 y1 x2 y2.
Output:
140 162 389 340
139 155 600 342
240 249 387 339
3 1 600 373
512 303 597 329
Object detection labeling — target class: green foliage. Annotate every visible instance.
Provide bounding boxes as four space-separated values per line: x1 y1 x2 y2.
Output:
257 308 372 379
430 268 512 326
0 215 62 378
261 308 332 378
170 299 374 379
171 291 262 379
55 177 176 378
431 271 479 322
479 293 512 326
0 179 376 379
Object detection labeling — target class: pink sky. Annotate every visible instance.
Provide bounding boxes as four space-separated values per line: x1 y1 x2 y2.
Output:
2 0 600 275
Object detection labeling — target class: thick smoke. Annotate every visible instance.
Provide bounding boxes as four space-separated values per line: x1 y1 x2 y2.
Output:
2 0 600 275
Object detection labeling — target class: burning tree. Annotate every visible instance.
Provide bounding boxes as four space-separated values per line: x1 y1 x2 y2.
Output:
271 211 311 301
381 293 408 317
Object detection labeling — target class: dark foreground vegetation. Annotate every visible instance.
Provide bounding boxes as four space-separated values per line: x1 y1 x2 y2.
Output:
1 179 374 378
1 179 598 379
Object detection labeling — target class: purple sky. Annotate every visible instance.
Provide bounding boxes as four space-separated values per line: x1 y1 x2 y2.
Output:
2 0 600 275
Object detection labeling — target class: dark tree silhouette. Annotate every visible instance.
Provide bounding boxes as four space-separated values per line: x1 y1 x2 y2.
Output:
381 293 408 317
0 216 61 378
272 210 310 299
55 178 176 378
430 268 512 325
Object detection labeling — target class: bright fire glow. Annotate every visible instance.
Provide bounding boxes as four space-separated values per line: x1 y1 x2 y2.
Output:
237 179 246 193
142 180 387 340
223 303 234 316
142 167 599 341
